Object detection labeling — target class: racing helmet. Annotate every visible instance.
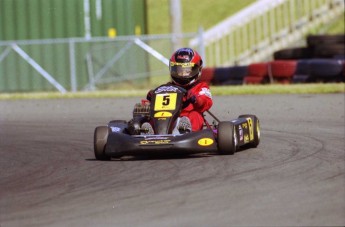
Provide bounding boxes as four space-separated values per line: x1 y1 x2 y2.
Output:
169 48 203 87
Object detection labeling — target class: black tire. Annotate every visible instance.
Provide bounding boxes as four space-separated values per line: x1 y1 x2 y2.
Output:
295 60 310 75
94 126 111 161
213 66 248 84
217 121 237 155
309 59 344 78
238 115 260 148
307 34 345 48
313 44 345 58
292 60 311 83
273 47 312 60
222 79 244 85
228 66 248 80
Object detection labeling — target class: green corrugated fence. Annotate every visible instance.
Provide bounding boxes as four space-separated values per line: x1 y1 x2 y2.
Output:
0 0 147 92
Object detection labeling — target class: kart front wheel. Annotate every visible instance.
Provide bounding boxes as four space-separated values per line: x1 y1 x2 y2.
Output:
94 126 111 161
217 121 237 155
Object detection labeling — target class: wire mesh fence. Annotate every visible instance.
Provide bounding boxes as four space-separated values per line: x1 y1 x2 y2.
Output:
0 34 200 92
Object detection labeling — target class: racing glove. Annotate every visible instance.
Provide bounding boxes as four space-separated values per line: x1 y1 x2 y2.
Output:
182 94 197 108
186 90 210 111
187 95 197 104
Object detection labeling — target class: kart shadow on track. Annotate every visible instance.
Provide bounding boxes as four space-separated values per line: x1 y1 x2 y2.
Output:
86 152 213 162
87 144 255 162
111 152 213 161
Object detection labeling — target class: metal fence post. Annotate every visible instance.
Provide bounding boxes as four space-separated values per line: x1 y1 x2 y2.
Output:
197 27 206 66
69 39 77 92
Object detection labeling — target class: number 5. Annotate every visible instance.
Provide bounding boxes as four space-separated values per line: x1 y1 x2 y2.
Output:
162 95 170 106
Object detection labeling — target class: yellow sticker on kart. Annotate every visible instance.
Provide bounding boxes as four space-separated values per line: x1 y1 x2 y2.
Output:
246 117 254 141
154 111 172 118
154 93 177 111
198 138 214 146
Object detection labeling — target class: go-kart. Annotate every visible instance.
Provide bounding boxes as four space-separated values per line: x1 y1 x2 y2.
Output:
94 84 260 160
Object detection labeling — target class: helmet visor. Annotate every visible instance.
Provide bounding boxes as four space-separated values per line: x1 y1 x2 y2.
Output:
170 62 199 81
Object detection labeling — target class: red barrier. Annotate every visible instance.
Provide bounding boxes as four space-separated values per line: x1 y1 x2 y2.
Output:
244 63 268 84
248 63 268 77
244 76 266 84
200 67 215 84
269 60 297 78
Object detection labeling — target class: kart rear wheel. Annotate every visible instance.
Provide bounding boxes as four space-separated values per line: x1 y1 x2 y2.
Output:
217 121 237 155
239 115 260 148
94 126 111 161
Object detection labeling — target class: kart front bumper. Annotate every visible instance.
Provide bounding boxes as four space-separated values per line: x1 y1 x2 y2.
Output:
104 129 218 157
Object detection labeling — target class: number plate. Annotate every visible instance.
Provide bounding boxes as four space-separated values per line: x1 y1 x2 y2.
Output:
154 93 177 111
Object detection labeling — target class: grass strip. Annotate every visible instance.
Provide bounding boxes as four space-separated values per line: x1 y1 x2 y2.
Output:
0 83 344 100
212 83 345 95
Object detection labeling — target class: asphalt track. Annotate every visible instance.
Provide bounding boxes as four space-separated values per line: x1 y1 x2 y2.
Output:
0 93 344 227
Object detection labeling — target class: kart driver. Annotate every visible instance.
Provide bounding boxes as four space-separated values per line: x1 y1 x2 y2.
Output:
143 47 213 134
